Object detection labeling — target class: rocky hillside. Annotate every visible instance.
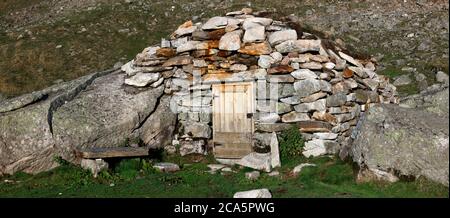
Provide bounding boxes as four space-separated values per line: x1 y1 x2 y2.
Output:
0 0 448 98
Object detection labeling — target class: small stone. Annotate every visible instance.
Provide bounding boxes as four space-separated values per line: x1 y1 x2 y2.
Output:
173 20 197 37
267 66 294 74
338 51 363 67
202 16 238 30
294 79 322 97
238 42 272 55
311 111 337 124
221 167 233 172
354 89 369 103
280 96 301 104
233 189 272 198
342 68 353 78
436 71 449 84
243 25 266 43
281 111 310 122
80 159 108 178
124 72 160 87
208 164 225 171
245 171 261 180
313 132 338 140
323 62 335 70
302 139 327 157
183 122 211 138
179 140 205 156
177 41 201 53
258 55 274 68
268 171 280 177
362 78 379 91
268 30 297 45
292 163 316 175
301 92 327 103
257 113 280 123
270 132 281 168
219 30 243 51
294 99 326 112
162 56 193 67
193 59 208 67
415 73 426 82
230 64 248 71
267 75 295 83
393 74 412 86
310 55 329 63
164 145 177 154
270 52 283 62
291 69 318 79
299 62 323 70
326 93 347 107
348 66 368 78
237 152 272 172
275 40 321 53
156 48 176 58
242 17 273 30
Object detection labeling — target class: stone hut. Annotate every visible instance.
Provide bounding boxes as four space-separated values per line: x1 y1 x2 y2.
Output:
120 8 398 164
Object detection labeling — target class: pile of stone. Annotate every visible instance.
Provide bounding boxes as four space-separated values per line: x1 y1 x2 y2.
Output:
120 8 398 159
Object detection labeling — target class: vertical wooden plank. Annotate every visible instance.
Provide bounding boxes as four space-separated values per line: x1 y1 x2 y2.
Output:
235 85 244 133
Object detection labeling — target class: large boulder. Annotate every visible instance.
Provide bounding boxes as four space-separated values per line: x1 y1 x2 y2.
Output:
0 69 172 175
0 70 113 175
351 88 449 186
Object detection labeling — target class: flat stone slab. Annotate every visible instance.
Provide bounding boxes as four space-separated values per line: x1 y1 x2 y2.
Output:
153 162 180 173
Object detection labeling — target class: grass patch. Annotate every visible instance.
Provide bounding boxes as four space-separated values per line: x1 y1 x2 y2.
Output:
0 154 447 198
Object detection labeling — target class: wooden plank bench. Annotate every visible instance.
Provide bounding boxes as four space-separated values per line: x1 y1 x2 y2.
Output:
75 147 149 159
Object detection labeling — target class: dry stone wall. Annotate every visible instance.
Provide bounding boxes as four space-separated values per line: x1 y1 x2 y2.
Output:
120 8 398 159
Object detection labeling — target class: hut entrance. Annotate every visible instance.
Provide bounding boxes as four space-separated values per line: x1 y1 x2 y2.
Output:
212 82 255 159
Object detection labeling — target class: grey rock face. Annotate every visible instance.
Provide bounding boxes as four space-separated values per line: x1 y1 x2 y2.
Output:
0 69 115 175
351 101 449 186
53 72 165 160
138 95 176 148
0 69 172 176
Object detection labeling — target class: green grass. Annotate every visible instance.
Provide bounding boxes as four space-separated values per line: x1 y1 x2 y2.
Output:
0 154 447 198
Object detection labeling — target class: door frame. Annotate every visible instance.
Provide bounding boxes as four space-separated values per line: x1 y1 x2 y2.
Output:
211 81 255 158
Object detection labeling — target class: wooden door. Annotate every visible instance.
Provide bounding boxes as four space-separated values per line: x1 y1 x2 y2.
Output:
212 82 254 158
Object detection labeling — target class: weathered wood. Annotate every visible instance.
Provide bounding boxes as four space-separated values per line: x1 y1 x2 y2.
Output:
76 147 149 159
214 132 252 144
212 82 255 158
297 120 333 132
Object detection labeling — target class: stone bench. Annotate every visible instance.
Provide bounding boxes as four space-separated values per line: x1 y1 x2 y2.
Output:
75 147 149 159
